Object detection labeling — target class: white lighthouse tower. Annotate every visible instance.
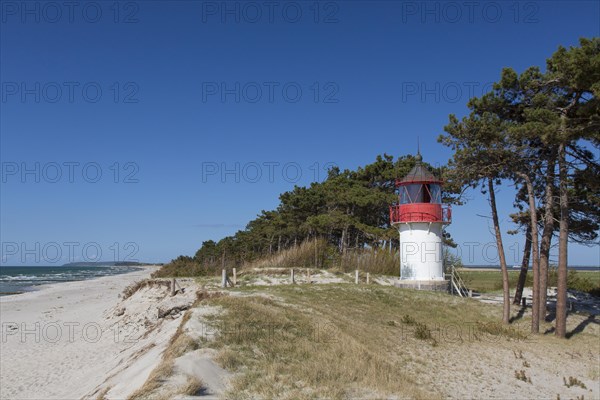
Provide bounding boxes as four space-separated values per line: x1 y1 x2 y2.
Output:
390 152 451 290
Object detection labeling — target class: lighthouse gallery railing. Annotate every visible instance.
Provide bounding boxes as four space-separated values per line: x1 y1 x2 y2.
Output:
389 204 452 224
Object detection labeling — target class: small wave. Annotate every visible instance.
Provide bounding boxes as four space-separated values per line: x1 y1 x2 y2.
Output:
0 266 142 289
0 275 39 281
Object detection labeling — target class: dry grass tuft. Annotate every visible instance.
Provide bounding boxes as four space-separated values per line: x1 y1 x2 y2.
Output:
401 314 416 325
127 359 174 400
121 279 171 300
475 321 529 341
180 376 204 396
563 376 587 389
243 238 330 270
169 333 199 359
94 386 111 400
215 347 242 371
515 369 532 383
194 290 225 306
128 310 202 399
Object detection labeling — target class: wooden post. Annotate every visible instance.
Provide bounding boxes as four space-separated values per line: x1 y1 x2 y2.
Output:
306 268 310 284
221 269 227 288
171 278 176 296
232 268 237 286
366 273 370 284
291 268 295 284
355 270 359 284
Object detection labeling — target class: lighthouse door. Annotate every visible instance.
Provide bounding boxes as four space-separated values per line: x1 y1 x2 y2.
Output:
401 263 415 280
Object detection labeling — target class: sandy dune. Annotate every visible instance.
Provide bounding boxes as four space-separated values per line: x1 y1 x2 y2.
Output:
0 267 202 400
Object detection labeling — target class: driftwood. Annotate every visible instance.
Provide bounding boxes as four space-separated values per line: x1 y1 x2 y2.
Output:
157 305 191 319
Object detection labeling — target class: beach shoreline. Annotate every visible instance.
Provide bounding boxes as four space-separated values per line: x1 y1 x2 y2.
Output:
0 265 153 297
0 265 195 399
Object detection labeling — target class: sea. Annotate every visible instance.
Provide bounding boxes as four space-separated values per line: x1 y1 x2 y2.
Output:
463 265 599 271
0 265 144 296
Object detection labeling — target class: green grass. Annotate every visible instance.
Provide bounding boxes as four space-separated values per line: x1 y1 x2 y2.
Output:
459 269 600 294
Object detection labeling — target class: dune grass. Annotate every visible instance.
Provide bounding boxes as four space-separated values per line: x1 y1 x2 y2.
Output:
127 310 204 400
121 279 171 300
195 284 545 399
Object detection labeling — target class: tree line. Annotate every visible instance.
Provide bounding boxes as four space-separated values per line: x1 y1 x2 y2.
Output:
158 154 454 276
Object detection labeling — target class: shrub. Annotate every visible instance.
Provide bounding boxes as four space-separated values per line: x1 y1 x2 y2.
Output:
414 323 432 340
152 255 216 278
563 376 587 389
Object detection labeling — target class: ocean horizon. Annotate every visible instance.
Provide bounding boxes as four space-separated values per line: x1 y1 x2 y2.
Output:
0 265 144 296
462 265 600 271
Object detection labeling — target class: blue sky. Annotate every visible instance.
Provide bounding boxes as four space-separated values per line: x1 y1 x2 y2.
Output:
1 0 599 266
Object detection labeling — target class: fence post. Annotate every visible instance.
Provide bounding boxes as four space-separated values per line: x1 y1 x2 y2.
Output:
171 278 176 296
222 269 227 288
366 273 370 284
291 268 295 284
307 268 311 284
232 268 237 286
355 270 359 284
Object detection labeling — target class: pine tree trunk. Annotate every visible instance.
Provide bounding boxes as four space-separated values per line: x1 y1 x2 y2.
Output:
539 154 556 323
513 223 532 305
488 178 511 324
314 236 318 268
340 226 348 254
522 174 541 333
556 141 569 338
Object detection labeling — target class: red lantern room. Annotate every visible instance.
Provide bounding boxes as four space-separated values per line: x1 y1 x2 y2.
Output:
390 153 451 225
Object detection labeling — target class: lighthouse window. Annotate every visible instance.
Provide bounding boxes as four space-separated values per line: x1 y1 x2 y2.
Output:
400 187 411 204
423 185 431 203
428 184 441 203
406 184 423 203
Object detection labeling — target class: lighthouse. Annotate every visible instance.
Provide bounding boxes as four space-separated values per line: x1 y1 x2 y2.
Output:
390 152 451 289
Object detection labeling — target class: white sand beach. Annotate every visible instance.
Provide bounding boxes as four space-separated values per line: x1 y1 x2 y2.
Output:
0 267 203 400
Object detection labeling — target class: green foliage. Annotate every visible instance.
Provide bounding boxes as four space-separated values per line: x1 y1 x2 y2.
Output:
152 255 208 278
439 37 599 245
155 154 457 277
547 268 600 295
443 250 463 273
460 269 600 296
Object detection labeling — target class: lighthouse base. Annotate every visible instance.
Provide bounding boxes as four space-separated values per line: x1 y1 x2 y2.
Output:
394 279 449 292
